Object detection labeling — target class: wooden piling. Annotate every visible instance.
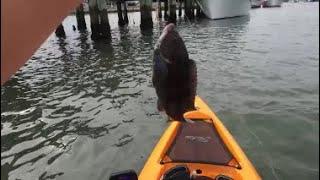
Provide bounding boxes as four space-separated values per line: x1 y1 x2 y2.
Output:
140 0 153 30
196 2 204 18
89 5 99 39
76 3 87 31
178 0 183 17
196 3 200 17
117 0 125 26
164 0 169 20
191 0 195 18
89 0 99 39
55 24 66 38
158 0 162 18
88 0 111 40
169 0 177 23
97 0 111 38
184 0 194 19
100 8 111 38
123 1 129 24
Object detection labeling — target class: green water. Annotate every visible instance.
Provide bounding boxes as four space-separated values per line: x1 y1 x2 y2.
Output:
1 2 319 180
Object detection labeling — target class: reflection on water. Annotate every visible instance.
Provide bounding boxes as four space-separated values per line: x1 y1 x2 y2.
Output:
1 3 319 180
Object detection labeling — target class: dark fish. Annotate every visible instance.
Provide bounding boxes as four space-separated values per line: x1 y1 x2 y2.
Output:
152 23 197 121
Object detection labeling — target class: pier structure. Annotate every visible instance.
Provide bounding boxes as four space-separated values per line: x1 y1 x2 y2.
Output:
55 0 199 39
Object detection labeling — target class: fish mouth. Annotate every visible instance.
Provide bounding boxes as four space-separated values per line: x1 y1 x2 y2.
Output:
153 23 178 64
154 23 189 65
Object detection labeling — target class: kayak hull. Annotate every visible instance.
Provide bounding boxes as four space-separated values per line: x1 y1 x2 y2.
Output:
139 96 261 180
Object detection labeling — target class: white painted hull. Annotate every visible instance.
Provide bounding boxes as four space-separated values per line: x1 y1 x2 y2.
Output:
197 0 251 19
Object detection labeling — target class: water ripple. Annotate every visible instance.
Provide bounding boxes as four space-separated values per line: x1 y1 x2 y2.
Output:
1 3 319 180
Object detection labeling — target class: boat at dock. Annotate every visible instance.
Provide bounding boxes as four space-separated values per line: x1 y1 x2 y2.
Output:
263 0 283 7
250 0 283 8
196 0 251 19
250 0 264 8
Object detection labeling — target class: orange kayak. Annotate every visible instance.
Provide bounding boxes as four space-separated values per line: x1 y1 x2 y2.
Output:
139 96 261 180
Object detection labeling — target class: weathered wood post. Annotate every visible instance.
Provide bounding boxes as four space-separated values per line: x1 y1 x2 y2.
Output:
89 0 101 39
196 2 204 18
164 0 169 20
169 0 177 23
117 0 125 26
191 0 195 18
55 23 66 38
99 3 111 38
89 0 111 39
178 0 183 17
140 0 153 30
184 0 194 19
76 3 87 30
97 0 111 38
158 0 162 18
196 2 200 17
123 0 129 24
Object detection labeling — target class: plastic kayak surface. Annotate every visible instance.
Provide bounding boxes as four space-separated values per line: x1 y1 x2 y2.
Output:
139 96 261 180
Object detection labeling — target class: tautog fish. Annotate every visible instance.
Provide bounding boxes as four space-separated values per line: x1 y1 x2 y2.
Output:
152 23 197 121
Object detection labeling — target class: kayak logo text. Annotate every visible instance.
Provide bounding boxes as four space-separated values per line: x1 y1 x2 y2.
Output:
185 136 211 143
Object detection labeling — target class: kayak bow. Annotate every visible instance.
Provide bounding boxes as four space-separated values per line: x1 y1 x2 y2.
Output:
139 96 261 180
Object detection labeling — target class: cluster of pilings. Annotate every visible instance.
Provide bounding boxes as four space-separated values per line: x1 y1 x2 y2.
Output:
55 0 204 39
157 0 204 23
56 3 87 38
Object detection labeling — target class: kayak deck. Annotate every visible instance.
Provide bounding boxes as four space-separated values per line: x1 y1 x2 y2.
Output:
164 121 233 165
139 96 261 180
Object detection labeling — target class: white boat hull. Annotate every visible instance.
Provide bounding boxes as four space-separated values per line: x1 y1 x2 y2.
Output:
197 0 251 19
